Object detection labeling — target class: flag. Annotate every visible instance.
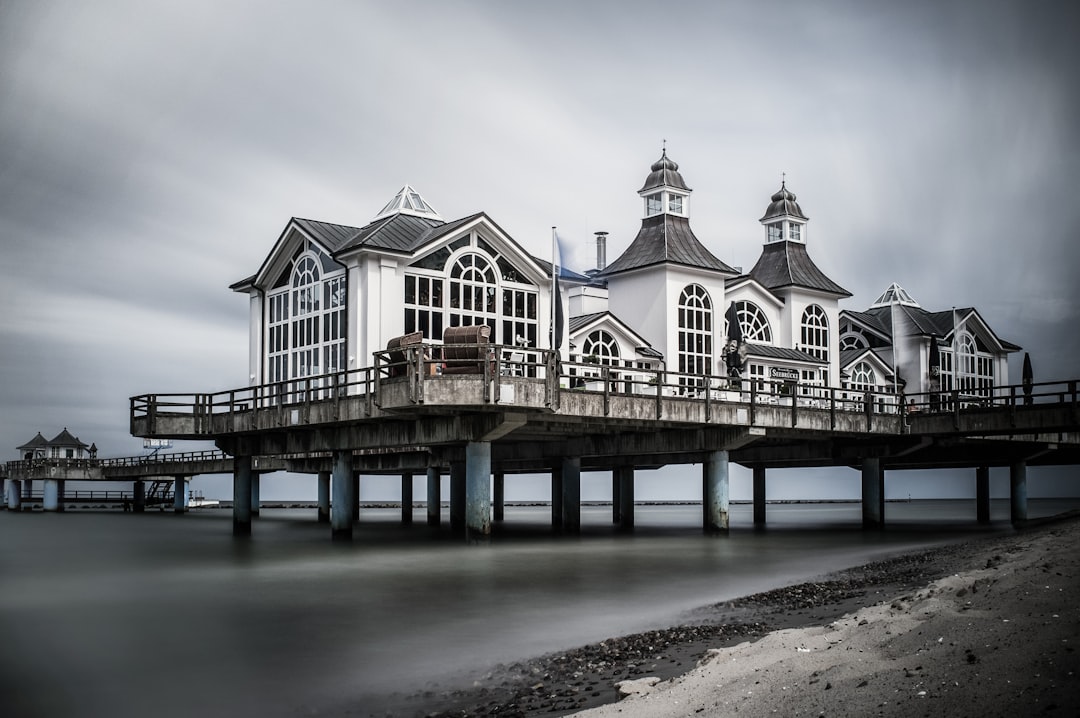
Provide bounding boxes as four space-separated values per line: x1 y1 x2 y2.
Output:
551 229 567 351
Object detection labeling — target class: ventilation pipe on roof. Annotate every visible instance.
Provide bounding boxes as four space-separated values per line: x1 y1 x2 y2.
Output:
595 231 608 270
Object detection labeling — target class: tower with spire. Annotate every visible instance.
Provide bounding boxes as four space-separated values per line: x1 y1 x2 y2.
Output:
600 149 737 380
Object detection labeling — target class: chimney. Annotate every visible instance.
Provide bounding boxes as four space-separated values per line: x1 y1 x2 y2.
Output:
594 231 608 270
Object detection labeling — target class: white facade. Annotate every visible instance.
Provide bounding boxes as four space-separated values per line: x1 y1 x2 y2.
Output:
232 156 1020 401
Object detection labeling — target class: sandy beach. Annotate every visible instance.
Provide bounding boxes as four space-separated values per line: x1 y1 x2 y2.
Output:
417 513 1079 717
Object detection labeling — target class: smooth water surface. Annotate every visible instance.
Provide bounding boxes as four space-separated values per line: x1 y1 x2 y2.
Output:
1 500 1075 717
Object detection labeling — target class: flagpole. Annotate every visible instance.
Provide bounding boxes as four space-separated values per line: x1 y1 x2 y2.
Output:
551 226 557 352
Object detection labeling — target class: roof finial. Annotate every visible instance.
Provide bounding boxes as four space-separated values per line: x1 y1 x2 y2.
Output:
662 138 667 155
781 171 786 188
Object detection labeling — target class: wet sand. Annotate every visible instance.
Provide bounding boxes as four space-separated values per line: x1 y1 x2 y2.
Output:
410 513 1079 717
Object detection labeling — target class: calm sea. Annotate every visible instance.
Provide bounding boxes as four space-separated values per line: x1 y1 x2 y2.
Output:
2 499 1076 718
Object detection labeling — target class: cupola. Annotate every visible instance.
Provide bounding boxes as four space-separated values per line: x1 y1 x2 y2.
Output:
638 148 691 219
371 184 443 222
759 180 808 244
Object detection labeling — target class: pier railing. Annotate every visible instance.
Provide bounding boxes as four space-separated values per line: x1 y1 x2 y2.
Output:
126 342 1075 437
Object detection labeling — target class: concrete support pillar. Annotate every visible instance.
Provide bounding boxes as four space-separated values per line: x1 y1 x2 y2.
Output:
493 472 505 522
615 465 634 530
250 473 261 518
426 467 441 527
233 457 252 537
561 457 581 533
861 458 883 528
351 471 361 523
401 472 413 524
55 480 66 512
331 451 353 541
7 480 21 511
611 472 622 524
133 480 146 513
703 450 730 534
976 466 991 524
465 442 492 541
550 465 564 529
449 461 466 534
1010 461 1028 524
1 479 6 509
752 465 767 527
43 478 60 512
173 475 187 514
317 471 330 524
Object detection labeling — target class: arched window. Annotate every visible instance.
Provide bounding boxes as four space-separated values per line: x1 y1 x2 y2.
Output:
449 252 498 333
678 284 712 378
849 361 876 391
582 330 620 365
291 255 321 378
800 305 829 361
734 301 771 343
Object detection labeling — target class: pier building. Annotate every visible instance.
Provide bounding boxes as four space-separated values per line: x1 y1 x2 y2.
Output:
7 151 1074 541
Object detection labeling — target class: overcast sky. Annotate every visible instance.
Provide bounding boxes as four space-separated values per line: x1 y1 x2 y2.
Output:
2 0 1078 476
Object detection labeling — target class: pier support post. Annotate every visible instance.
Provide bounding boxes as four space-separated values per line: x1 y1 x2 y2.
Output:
752 466 767 527
233 457 252 537
7 480 21 511
550 465 564 529
450 461 466 534
703 450 730 534
615 465 634 530
331 451 353 541
43 479 60 512
250 473 261 517
1 479 6 509
561 457 581 534
426 467 441 526
861 458 883 528
133 480 146 513
1010 461 1028 524
6 479 20 511
611 472 622 524
401 472 413 524
351 471 361 523
465 442 492 541
493 472 505 522
57 480 66 512
976 466 991 524
317 471 330 524
173 475 188 514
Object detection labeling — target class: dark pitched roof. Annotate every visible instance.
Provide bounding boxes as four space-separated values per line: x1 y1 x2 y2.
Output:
17 432 49 451
747 241 851 297
326 213 449 254
601 215 737 277
48 428 87 448
568 312 606 333
848 305 1022 352
746 343 826 364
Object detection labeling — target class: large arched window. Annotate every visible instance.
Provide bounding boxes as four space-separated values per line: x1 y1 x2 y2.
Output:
449 252 498 333
800 305 829 361
406 234 539 345
582 330 620 365
734 301 772 343
291 256 321 378
678 284 712 378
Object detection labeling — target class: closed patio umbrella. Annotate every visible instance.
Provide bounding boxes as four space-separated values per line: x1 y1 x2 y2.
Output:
1022 352 1034 406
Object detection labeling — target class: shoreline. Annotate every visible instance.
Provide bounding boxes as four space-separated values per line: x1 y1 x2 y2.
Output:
393 512 1080 717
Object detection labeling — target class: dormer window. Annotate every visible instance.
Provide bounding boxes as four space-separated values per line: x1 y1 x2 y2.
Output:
645 193 662 216
668 195 683 214
767 223 783 242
